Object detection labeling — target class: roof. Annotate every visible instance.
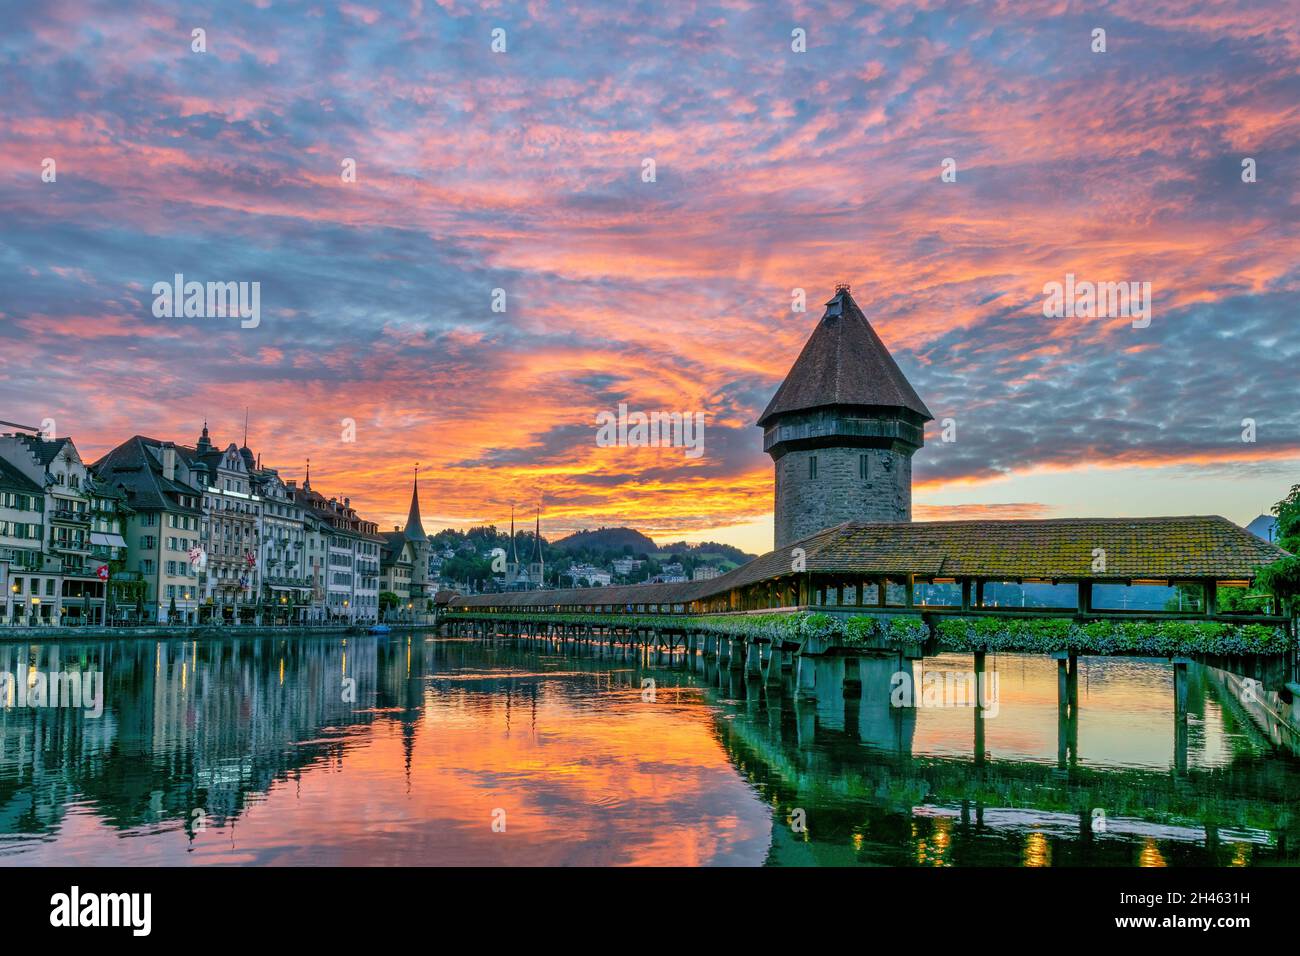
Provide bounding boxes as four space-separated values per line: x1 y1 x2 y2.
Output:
404 474 425 542
10 434 75 467
453 516 1290 610
757 287 932 426
0 456 41 494
91 436 203 513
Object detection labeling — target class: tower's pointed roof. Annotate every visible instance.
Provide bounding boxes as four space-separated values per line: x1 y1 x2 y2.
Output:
404 467 425 542
757 285 932 426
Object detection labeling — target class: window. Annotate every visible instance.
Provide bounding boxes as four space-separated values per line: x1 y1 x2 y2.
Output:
809 456 817 479
859 454 869 480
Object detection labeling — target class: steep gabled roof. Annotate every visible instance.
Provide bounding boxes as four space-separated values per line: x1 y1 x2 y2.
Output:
0 456 41 494
91 436 202 513
757 286 932 426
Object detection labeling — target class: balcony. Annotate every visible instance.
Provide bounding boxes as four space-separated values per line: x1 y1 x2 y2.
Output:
50 509 92 526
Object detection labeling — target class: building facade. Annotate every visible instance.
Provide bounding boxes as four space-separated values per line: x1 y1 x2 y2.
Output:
93 436 205 623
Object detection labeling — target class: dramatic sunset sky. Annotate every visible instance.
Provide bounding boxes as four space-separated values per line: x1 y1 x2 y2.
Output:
1 0 1297 554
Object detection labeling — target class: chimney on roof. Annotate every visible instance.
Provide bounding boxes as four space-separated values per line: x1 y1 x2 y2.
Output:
162 446 176 481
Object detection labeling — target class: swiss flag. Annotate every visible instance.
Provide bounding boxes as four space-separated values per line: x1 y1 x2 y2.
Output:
96 565 110 581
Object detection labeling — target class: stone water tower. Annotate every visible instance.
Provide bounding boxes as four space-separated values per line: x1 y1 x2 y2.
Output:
757 285 932 549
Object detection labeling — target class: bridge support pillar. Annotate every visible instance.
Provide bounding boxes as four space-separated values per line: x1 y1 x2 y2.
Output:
1056 652 1079 768
745 640 762 678
727 638 744 670
1173 658 1190 775
796 652 817 699
766 645 784 685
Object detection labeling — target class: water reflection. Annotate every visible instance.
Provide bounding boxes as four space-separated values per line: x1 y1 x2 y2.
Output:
0 635 1295 866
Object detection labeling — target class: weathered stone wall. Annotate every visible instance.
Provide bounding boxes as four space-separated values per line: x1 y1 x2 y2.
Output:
774 445 913 549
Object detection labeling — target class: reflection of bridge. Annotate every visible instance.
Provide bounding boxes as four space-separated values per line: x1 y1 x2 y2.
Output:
444 626 1300 864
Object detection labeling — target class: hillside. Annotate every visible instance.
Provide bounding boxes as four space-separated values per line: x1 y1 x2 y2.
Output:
551 527 659 554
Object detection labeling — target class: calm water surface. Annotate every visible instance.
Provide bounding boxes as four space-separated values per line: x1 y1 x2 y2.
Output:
0 633 1296 866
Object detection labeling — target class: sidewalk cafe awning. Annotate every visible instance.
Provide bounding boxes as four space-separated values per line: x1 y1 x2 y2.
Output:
90 532 128 549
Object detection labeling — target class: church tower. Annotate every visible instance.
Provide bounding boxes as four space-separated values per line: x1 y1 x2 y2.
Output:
757 284 932 549
404 466 430 602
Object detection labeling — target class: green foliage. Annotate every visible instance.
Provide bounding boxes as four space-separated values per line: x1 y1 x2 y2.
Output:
935 616 1290 655
1256 555 1300 614
443 608 1291 656
1271 483 1300 553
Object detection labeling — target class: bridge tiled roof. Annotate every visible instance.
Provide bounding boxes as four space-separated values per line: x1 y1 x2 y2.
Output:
451 516 1289 610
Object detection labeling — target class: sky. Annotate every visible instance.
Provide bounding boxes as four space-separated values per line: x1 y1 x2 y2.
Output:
1 0 1297 556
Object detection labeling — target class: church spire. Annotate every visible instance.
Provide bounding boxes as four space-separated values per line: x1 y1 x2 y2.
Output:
404 463 425 541
509 506 518 564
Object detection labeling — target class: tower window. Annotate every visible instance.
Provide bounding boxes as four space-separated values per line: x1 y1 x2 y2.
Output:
859 454 869 480
809 456 817 479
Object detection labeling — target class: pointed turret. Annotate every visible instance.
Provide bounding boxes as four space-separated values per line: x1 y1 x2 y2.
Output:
404 465 425 542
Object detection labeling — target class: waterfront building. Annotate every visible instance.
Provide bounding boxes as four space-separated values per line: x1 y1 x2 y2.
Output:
177 424 263 624
251 465 311 622
0 450 46 624
92 437 204 622
692 565 722 581
379 530 416 615
297 480 381 624
0 433 114 625
758 284 932 549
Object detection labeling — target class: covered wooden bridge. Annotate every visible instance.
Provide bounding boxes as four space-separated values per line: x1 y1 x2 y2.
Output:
449 515 1292 625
